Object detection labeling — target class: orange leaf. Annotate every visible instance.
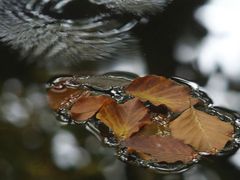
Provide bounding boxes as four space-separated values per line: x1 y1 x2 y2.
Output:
169 107 234 153
134 122 170 137
47 87 83 110
96 98 151 139
71 95 113 122
125 75 199 112
123 136 197 163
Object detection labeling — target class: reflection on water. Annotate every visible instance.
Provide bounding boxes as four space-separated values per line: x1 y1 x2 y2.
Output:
195 0 240 81
0 0 172 67
52 130 91 170
204 74 240 111
0 79 46 127
0 0 138 65
175 0 240 82
183 165 221 180
0 0 240 179
90 0 172 15
230 149 240 170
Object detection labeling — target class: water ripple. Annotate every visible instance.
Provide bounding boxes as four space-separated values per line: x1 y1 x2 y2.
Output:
0 0 141 65
90 0 172 15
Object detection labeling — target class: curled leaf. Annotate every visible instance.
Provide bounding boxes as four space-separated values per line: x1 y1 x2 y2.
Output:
71 95 113 121
169 107 234 153
124 136 197 163
125 75 199 112
96 98 151 139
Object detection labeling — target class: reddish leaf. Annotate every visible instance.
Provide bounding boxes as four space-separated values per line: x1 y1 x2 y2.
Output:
169 107 234 153
47 87 83 110
71 95 113 121
96 98 151 139
126 75 199 112
124 136 197 163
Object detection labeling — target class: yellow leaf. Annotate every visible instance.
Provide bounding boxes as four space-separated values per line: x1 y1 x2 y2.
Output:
169 107 234 153
96 98 151 139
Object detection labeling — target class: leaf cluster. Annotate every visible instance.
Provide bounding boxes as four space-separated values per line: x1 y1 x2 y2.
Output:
48 75 234 164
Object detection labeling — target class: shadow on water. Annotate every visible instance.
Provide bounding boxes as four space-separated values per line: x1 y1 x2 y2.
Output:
0 0 240 179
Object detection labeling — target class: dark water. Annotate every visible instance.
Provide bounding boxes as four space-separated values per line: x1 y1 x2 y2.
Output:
0 0 240 179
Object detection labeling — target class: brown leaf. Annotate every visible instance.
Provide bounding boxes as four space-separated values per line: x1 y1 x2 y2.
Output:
70 95 113 121
47 87 83 110
134 122 170 137
125 75 199 112
123 136 197 163
169 107 234 153
96 98 151 139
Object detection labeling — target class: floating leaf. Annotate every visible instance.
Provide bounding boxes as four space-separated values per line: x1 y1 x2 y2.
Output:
125 75 199 112
96 98 151 139
47 73 240 173
169 107 234 153
134 122 170 137
71 95 113 121
47 87 83 110
124 136 197 163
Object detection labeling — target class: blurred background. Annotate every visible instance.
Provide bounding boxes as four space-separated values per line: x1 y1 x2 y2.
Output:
0 0 240 179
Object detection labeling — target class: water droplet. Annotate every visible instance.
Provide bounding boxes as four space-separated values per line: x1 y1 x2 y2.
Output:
56 109 72 125
236 119 240 127
235 137 240 144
